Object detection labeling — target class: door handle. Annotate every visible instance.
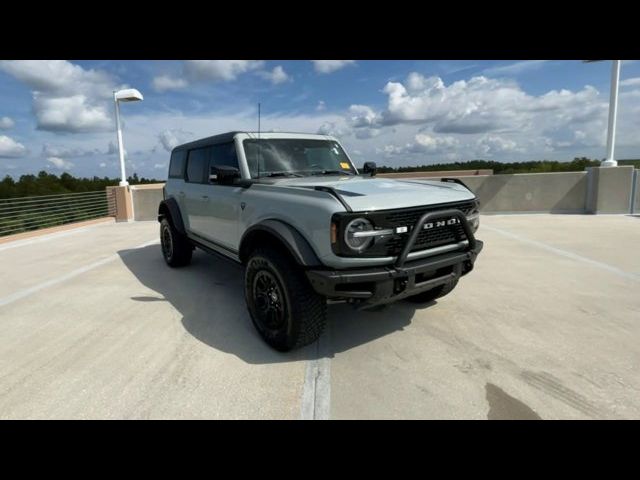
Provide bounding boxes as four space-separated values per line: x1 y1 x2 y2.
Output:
178 191 185 196
201 195 209 201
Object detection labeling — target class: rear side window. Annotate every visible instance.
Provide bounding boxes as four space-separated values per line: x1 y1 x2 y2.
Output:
185 147 210 183
168 150 187 179
209 142 239 170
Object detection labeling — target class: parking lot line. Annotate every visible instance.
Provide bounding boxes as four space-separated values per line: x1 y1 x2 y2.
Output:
0 239 158 308
301 323 331 420
482 225 640 282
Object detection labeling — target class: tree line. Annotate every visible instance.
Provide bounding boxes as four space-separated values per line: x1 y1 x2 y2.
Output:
0 171 161 199
2 158 639 199
376 158 640 175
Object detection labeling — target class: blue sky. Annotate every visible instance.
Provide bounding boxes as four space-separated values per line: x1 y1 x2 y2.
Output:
1 60 640 179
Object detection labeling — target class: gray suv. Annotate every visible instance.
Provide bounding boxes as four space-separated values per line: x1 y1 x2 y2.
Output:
158 131 483 351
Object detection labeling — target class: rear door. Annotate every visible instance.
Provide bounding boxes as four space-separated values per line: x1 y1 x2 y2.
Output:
183 146 210 237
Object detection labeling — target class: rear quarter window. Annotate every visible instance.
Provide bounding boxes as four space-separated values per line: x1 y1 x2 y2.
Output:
185 147 210 183
168 150 187 179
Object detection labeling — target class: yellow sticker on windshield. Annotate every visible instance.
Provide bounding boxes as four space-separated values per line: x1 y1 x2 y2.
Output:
340 162 350 169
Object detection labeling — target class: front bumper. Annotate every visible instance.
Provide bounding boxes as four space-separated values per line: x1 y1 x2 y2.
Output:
306 240 483 308
306 208 483 308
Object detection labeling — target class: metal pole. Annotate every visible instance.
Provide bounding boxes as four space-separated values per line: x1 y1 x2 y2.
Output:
114 91 128 186
602 60 621 167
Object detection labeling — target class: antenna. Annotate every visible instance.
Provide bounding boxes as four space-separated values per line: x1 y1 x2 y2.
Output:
257 102 261 179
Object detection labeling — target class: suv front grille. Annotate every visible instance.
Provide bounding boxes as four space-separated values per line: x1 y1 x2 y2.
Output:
367 201 475 257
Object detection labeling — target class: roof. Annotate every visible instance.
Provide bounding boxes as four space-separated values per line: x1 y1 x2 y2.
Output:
171 131 336 153
172 131 242 152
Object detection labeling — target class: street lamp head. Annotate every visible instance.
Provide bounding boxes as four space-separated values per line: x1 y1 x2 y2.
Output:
114 88 143 102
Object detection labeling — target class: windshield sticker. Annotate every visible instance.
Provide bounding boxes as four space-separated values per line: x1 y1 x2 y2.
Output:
340 162 350 169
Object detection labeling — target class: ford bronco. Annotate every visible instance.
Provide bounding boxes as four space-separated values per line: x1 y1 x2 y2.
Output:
158 131 482 351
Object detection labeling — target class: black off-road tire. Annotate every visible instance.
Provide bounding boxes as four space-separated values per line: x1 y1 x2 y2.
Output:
160 217 193 267
404 278 459 304
245 247 326 352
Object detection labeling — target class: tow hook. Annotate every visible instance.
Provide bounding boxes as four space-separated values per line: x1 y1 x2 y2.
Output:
394 275 409 294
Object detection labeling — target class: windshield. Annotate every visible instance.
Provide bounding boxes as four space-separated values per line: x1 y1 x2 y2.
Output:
243 139 356 178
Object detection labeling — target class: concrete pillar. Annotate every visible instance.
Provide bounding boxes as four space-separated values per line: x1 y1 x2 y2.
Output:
585 166 635 214
106 185 134 222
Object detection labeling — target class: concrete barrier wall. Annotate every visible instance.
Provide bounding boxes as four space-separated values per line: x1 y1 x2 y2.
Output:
634 170 640 214
422 172 588 213
123 169 638 219
585 166 635 214
131 184 165 221
379 169 492 179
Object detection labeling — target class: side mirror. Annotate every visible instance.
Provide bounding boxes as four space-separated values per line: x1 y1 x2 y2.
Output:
363 161 377 177
210 165 240 185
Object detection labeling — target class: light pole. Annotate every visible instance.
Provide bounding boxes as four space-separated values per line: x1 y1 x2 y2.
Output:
584 60 622 167
602 60 621 167
113 88 144 186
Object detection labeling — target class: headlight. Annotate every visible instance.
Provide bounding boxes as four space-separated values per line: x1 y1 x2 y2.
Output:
467 202 480 232
344 218 374 252
467 214 480 232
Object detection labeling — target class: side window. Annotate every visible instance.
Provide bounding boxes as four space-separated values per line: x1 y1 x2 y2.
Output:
209 142 239 171
168 150 187 179
185 147 210 183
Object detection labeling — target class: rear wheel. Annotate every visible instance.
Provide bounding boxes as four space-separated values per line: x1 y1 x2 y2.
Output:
245 247 326 351
404 278 458 304
160 217 192 267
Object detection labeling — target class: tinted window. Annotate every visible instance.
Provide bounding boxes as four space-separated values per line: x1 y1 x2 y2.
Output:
209 142 239 170
243 139 354 178
168 150 187 179
186 147 209 183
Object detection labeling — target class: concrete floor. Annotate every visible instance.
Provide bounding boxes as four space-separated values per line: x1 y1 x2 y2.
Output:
0 215 638 419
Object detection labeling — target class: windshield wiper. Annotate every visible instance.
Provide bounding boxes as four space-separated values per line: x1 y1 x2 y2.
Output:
310 170 354 176
261 172 303 178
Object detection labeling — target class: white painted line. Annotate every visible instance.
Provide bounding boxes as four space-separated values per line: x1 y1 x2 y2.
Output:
483 225 640 282
0 220 114 252
0 239 159 308
301 322 331 420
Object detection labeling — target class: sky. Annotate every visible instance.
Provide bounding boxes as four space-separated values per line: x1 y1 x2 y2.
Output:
1 59 639 179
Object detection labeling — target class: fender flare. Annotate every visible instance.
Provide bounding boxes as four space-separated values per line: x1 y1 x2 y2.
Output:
158 198 186 235
239 220 322 267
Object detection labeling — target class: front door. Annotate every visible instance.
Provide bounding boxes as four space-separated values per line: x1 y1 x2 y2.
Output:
200 142 241 250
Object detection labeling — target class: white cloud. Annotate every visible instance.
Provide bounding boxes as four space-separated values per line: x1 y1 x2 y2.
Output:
0 135 27 158
99 162 107 168
0 60 119 134
483 60 549 76
316 100 326 111
158 129 193 152
348 104 378 127
317 121 348 137
312 60 356 74
258 65 290 85
379 134 459 157
152 60 272 91
414 133 459 152
184 60 264 82
152 74 188 92
350 73 608 140
475 135 521 156
0 116 15 129
42 144 101 158
620 77 640 87
33 94 112 133
47 156 74 170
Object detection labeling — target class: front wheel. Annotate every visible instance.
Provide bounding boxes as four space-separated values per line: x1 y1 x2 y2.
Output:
245 247 326 351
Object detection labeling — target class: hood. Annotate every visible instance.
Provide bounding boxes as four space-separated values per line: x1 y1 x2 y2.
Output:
275 176 476 211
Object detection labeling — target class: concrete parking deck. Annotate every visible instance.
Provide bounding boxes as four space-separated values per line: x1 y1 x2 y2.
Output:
0 215 639 419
